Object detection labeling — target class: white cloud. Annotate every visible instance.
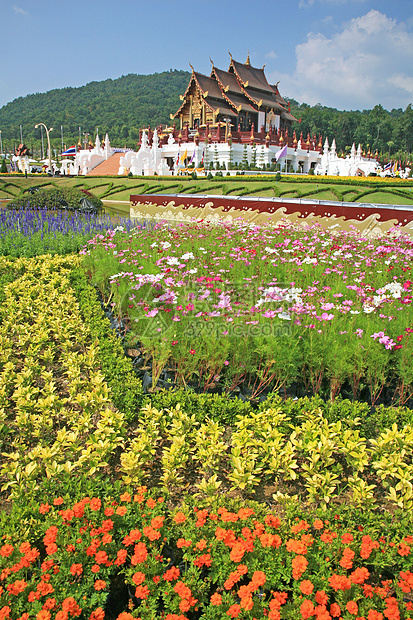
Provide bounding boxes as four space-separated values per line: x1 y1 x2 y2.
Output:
13 5 28 16
269 10 413 110
299 0 367 7
266 50 277 59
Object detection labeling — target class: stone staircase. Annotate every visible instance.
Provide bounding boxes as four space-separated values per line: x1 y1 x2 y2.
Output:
86 153 125 176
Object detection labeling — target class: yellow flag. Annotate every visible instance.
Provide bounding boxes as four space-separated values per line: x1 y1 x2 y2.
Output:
180 149 187 163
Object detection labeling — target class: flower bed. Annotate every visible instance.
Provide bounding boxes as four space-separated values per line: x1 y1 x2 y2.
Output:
0 255 126 500
82 221 413 406
1 487 413 620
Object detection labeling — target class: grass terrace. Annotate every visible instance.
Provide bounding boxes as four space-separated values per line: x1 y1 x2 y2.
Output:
1 185 413 620
1 173 413 207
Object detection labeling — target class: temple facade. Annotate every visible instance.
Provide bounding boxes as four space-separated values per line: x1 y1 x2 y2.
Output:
128 54 324 174
70 54 379 177
174 53 296 136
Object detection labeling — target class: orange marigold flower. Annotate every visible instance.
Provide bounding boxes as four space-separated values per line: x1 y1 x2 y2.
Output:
53 497 64 506
179 600 191 612
240 596 253 611
132 572 145 585
329 573 351 591
6 580 27 596
151 516 165 529
196 539 207 551
210 593 222 606
101 519 114 533
346 601 358 615
350 567 370 585
193 553 212 568
61 597 81 616
89 498 102 511
70 564 83 577
116 614 134 620
36 611 50 620
300 599 314 619
330 603 341 617
230 541 247 562
131 542 148 565
43 599 56 611
341 533 354 544
238 507 254 520
95 551 108 565
292 555 308 580
135 585 150 600
398 570 413 593
226 603 241 618
315 591 328 606
320 530 337 544
120 492 131 503
146 498 156 509
238 564 248 575
89 608 105 620
313 519 324 530
17 614 30 620
360 535 380 559
299 580 314 595
251 571 266 587
265 515 281 528
340 548 355 569
91 564 100 573
94 580 106 591
397 543 411 556
0 607 11 620
177 538 192 548
286 539 308 555
104 507 114 516
291 520 310 534
0 545 14 558
367 611 383 620
173 581 192 599
260 533 282 548
114 549 127 566
143 526 161 541
116 506 127 516
39 504 50 515
173 512 187 524
164 567 180 582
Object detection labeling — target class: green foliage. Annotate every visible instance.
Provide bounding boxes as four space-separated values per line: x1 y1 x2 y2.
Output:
0 158 7 174
143 388 252 426
8 186 103 211
69 267 144 421
0 70 190 151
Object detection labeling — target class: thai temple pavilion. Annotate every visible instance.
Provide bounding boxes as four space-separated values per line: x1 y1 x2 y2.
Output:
129 54 324 175
174 53 297 136
71 55 377 176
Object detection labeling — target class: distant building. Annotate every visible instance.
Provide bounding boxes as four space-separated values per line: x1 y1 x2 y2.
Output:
71 54 379 177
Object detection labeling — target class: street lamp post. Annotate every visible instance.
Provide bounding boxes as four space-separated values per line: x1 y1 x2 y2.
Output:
0 131 3 157
35 123 53 172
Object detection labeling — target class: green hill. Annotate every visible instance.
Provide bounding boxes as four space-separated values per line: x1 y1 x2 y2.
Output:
0 70 190 153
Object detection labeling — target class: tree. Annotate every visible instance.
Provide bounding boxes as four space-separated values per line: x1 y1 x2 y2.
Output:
0 158 7 173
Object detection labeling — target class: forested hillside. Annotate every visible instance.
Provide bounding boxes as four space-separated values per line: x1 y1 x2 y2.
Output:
0 69 411 163
289 100 413 163
0 70 190 153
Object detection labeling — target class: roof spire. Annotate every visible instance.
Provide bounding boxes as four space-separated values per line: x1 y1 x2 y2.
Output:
189 63 195 73
245 51 250 65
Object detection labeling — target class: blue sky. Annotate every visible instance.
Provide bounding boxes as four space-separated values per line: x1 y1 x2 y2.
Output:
0 0 412 111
